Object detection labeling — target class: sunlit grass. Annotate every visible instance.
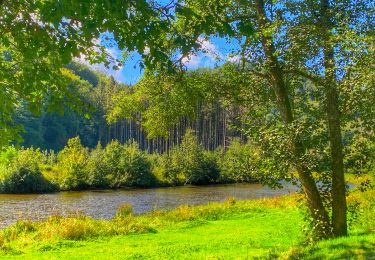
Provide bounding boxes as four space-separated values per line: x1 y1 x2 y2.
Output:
0 190 374 259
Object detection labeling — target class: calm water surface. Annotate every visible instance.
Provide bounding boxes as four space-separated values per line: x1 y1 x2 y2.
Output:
0 183 296 228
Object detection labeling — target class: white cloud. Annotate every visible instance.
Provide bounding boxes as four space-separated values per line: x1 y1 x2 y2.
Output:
227 54 242 63
180 37 224 69
197 37 223 61
75 38 127 83
181 53 201 68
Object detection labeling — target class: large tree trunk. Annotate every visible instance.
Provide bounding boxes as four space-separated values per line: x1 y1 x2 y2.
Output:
320 0 347 237
256 0 332 238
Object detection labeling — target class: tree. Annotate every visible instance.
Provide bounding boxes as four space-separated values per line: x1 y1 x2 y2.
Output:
108 0 374 239
0 0 170 146
283 0 374 236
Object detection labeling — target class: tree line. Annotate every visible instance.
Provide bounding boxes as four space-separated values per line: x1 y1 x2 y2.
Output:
15 63 246 152
0 130 261 193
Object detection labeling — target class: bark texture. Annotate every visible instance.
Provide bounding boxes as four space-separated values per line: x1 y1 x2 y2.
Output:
320 0 348 237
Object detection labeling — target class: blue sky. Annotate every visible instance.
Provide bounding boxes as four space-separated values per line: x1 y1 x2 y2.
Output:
87 35 242 85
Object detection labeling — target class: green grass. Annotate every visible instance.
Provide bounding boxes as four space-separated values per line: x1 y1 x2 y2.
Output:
0 192 374 259
284 233 375 259
0 208 303 259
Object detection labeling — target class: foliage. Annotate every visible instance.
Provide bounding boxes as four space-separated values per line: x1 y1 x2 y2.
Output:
0 147 56 193
102 140 155 188
55 137 88 190
85 143 108 188
152 129 220 185
219 139 261 183
11 62 125 151
119 141 155 187
0 0 172 146
344 133 375 176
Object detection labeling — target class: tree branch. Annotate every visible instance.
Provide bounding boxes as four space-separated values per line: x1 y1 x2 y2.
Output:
284 68 324 85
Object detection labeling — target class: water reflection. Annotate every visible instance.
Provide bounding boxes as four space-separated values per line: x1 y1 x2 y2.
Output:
0 183 297 228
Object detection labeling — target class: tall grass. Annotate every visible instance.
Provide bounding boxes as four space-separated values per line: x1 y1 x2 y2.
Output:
0 194 299 252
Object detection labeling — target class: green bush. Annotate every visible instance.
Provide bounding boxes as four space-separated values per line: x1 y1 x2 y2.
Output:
97 140 155 188
119 140 156 187
101 140 126 188
219 139 261 183
200 150 221 184
0 147 56 193
154 129 220 185
151 149 184 185
85 143 110 188
0 134 264 193
55 137 88 190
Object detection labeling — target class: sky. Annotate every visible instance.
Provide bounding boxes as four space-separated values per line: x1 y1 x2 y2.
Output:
86 35 242 85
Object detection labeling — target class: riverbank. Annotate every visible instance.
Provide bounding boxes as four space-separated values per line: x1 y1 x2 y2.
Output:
0 183 296 229
1 189 374 259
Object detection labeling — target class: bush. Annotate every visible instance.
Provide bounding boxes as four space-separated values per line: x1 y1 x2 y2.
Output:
55 137 88 190
178 129 220 184
119 140 155 187
200 150 221 184
97 140 155 188
85 143 110 188
219 139 261 183
0 147 56 193
151 149 184 185
154 129 220 185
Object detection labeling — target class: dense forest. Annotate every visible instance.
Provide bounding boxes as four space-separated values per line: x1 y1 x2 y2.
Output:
15 62 246 152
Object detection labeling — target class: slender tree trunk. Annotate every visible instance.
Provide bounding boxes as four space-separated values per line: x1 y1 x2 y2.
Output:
320 0 347 237
256 0 331 238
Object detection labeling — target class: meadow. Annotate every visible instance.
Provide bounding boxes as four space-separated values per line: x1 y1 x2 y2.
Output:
0 183 374 259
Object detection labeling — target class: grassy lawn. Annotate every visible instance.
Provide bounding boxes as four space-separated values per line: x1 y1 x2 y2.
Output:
1 208 303 259
0 192 374 259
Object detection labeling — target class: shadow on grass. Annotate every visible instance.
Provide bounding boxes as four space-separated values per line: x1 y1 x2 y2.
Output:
286 234 375 259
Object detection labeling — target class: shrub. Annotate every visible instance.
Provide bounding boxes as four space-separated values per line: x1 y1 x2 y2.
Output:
154 129 220 185
200 150 221 184
55 137 88 190
100 140 155 188
100 140 125 188
0 148 56 193
151 150 184 185
219 138 261 183
85 143 110 188
120 140 155 187
0 146 17 165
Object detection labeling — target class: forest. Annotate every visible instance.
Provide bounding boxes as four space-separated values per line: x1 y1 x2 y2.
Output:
14 62 246 152
0 0 374 258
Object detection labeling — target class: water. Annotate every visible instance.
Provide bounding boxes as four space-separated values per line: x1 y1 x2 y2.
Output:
0 183 296 229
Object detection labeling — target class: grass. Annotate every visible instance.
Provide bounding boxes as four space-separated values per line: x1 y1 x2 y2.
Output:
0 189 374 259
284 233 375 259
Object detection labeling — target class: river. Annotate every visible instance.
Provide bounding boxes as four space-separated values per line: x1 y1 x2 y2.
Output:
0 183 297 228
